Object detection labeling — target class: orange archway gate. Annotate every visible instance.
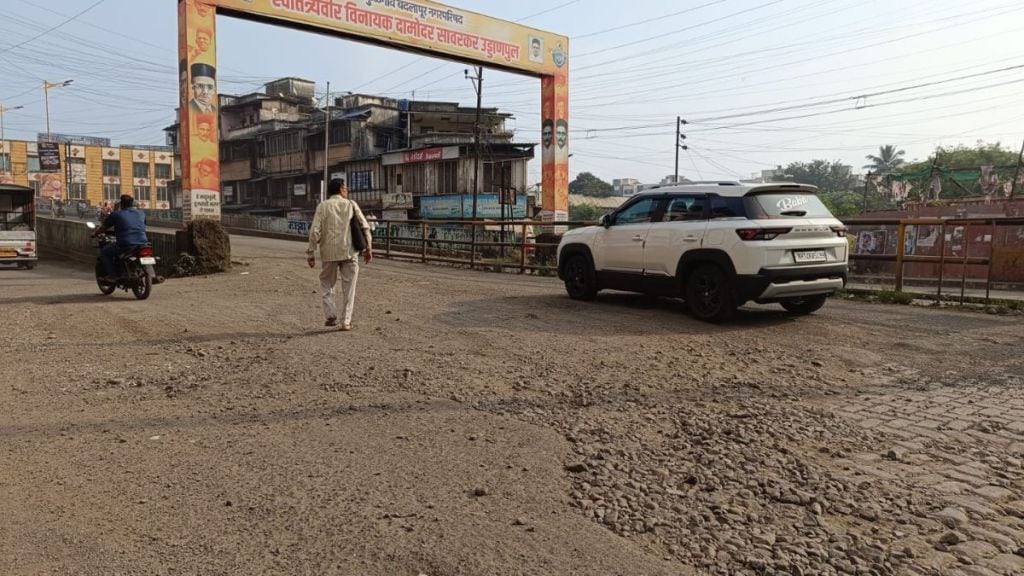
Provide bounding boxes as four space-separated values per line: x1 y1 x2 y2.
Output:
177 0 569 223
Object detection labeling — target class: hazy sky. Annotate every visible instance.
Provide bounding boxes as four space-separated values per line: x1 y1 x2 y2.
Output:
2 0 1023 186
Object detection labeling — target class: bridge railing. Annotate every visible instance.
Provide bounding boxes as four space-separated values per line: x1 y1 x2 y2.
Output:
843 216 1024 305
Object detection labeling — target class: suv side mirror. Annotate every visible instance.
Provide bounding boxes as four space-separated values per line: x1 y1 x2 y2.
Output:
599 214 611 228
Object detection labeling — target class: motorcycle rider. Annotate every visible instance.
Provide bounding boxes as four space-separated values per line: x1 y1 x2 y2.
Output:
92 194 149 282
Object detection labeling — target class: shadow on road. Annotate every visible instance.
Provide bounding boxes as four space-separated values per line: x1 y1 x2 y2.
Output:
0 292 117 306
434 291 797 336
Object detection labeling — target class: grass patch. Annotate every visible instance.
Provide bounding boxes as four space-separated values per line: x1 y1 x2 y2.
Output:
875 290 917 305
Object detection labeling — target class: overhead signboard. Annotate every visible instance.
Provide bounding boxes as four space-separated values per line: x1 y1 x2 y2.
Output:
179 0 568 223
211 0 567 76
382 146 459 166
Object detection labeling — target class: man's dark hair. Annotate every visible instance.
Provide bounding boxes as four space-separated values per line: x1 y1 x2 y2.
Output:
542 118 554 130
556 119 568 130
328 178 344 196
120 194 135 208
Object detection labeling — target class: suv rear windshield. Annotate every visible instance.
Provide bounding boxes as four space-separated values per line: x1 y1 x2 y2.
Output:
745 192 834 218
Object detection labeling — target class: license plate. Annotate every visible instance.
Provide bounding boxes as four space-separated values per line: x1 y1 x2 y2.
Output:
139 257 156 265
794 250 827 263
0 250 16 258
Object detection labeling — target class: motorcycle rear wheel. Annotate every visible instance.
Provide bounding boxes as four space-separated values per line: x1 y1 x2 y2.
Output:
131 267 152 300
95 261 116 295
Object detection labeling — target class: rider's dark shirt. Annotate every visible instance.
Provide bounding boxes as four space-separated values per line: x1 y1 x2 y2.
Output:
102 208 148 247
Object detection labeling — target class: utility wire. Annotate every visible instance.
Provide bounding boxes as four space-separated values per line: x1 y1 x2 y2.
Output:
0 0 105 56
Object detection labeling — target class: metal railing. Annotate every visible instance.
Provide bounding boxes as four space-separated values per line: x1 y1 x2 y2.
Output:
372 219 591 274
844 216 1024 305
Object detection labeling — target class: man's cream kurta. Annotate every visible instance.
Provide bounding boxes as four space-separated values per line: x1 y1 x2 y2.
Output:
306 195 372 262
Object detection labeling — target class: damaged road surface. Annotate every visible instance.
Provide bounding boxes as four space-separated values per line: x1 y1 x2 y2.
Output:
2 235 1023 576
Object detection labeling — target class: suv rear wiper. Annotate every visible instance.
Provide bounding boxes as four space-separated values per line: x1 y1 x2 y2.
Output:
780 210 807 216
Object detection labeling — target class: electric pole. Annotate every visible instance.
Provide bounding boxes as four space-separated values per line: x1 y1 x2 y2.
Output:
466 66 483 220
674 117 687 183
322 80 331 204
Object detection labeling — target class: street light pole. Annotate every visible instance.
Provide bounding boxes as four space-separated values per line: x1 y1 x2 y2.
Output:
0 105 24 166
43 79 73 136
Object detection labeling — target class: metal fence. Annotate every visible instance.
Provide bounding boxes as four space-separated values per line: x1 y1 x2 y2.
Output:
373 219 590 274
844 217 1024 304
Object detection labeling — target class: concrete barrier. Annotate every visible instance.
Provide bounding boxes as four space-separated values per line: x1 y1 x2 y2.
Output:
36 216 181 269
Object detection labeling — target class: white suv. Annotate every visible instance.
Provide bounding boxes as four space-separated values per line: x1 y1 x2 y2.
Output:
557 182 848 322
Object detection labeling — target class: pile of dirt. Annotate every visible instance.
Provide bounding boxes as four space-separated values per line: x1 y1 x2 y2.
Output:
190 219 231 273
170 219 230 276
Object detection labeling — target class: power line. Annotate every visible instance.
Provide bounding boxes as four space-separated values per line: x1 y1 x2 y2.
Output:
0 0 105 56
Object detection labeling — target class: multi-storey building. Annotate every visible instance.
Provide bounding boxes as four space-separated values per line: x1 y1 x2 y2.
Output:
0 133 175 209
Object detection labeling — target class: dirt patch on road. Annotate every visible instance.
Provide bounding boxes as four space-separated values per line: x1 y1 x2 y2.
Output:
1 237 1022 575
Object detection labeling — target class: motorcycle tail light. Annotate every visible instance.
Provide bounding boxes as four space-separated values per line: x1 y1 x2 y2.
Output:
138 247 154 257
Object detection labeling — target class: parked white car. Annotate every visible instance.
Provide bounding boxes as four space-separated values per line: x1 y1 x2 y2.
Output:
557 182 849 322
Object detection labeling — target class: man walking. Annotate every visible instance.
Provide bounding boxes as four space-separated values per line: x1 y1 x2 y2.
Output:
307 179 372 330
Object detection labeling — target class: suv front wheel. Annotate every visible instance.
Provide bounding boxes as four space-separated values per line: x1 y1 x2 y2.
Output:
780 294 828 315
563 254 598 301
686 264 737 323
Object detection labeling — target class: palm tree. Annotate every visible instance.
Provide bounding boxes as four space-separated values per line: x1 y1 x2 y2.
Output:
863 145 906 173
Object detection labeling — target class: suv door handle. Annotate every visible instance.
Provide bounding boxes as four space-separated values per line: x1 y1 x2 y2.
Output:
683 235 699 242
632 235 644 242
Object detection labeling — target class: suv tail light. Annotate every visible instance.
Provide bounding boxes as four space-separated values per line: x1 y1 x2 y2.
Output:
830 225 847 238
24 241 35 251
736 227 791 241
138 247 154 257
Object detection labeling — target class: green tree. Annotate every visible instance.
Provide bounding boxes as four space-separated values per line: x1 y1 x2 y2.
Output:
863 144 906 173
569 202 611 222
772 160 858 193
569 172 615 197
896 141 1021 200
899 141 1019 174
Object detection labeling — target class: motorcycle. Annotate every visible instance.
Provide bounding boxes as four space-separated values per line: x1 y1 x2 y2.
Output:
86 222 158 300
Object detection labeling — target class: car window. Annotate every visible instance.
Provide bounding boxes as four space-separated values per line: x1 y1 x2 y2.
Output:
745 192 834 218
613 197 658 225
710 195 747 219
664 196 707 222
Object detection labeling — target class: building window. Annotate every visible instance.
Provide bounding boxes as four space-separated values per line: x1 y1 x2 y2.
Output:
155 163 171 180
27 156 40 172
329 122 350 145
0 153 9 172
156 186 169 203
267 132 301 155
134 186 150 202
133 162 150 179
67 183 86 200
436 161 457 195
349 170 372 191
103 183 120 201
483 161 513 194
103 160 120 177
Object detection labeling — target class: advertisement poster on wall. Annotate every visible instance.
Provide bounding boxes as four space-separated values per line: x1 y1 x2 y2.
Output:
37 142 61 172
855 230 887 255
904 225 918 256
419 194 528 219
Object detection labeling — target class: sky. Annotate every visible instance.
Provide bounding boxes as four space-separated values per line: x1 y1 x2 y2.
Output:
2 0 1024 187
